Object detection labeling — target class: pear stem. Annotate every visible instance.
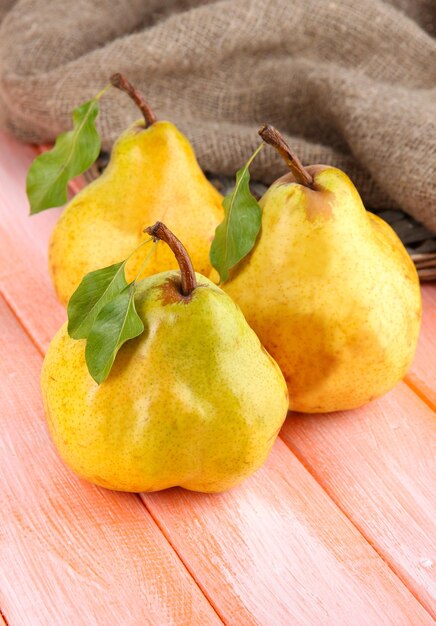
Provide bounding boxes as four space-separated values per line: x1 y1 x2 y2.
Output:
258 124 313 188
144 222 197 296
110 73 157 127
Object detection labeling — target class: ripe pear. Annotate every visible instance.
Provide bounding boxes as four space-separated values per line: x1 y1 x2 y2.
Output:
49 74 223 306
42 223 288 493
223 125 421 413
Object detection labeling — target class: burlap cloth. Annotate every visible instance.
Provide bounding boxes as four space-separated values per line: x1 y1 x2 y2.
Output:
0 0 435 230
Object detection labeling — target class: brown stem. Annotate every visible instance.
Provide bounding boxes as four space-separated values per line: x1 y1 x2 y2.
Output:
258 124 313 188
144 222 197 296
110 73 157 127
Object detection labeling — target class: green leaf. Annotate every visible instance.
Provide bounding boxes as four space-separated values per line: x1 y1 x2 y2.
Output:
210 143 264 282
67 261 128 340
85 286 144 384
27 99 101 214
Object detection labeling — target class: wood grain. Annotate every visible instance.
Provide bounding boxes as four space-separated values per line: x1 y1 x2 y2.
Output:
0 296 221 626
280 384 436 617
142 439 433 625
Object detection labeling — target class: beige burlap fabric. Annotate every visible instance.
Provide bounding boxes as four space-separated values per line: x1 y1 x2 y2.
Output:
0 0 435 230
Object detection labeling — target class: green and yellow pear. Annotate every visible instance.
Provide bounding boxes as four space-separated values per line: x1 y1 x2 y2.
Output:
49 74 223 306
223 125 421 413
42 223 288 493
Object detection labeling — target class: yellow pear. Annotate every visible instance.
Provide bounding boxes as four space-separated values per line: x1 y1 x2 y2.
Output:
223 125 421 413
42 223 288 492
49 74 223 306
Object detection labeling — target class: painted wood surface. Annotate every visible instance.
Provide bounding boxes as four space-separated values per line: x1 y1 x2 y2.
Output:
406 285 436 410
0 295 432 626
0 297 221 625
142 440 433 625
281 384 436 617
0 133 65 348
0 129 435 624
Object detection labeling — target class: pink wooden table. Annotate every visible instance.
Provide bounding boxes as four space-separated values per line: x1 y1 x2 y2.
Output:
0 130 435 625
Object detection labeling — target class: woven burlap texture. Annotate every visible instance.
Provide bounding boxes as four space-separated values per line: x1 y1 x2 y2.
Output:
0 0 435 230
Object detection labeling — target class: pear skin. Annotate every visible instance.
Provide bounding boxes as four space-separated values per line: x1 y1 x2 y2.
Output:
41 271 288 492
223 132 421 413
49 119 223 306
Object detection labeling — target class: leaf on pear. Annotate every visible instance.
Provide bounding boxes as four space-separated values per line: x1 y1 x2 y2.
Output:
67 261 128 340
85 286 144 384
210 143 263 282
27 99 101 215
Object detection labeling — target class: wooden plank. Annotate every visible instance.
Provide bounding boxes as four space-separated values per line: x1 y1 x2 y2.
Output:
141 439 433 625
0 132 65 350
406 285 436 409
280 383 436 617
0 296 221 626
1 130 434 623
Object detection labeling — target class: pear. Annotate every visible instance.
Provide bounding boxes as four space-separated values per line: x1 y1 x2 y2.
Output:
49 74 223 306
42 222 288 493
223 125 421 413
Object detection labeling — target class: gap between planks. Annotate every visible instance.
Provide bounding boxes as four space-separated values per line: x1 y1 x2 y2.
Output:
404 375 436 413
281 417 435 618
